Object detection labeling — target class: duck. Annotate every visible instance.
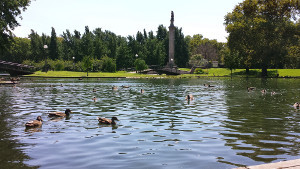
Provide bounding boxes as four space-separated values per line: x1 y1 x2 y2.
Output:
141 89 145 93
98 117 119 125
121 85 129 88
93 88 96 92
48 109 71 117
25 116 43 128
247 87 256 91
112 86 118 90
185 94 194 100
294 102 300 109
261 89 267 94
92 96 97 102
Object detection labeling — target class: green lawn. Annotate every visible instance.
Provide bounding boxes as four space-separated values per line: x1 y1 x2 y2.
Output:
27 69 300 78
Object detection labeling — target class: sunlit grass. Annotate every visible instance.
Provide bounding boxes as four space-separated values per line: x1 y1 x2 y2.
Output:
27 69 300 78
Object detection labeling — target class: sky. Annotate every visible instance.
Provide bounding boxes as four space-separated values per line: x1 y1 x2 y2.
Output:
13 0 244 42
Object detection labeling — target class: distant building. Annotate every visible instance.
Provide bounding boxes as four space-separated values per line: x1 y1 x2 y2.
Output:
212 61 218 68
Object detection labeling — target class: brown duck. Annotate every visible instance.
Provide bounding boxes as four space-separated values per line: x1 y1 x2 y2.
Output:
25 116 43 128
98 117 119 125
48 109 71 117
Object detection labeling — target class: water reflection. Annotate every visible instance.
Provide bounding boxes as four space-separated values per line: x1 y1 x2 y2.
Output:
0 88 38 169
0 78 299 169
221 78 300 165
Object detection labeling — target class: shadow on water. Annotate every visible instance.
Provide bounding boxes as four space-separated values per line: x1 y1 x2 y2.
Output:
0 90 38 169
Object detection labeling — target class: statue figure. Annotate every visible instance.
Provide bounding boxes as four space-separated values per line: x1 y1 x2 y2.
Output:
171 11 174 22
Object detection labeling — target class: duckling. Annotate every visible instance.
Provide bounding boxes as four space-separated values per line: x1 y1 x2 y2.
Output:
294 102 300 109
98 117 119 125
185 94 194 100
48 109 71 117
25 116 43 128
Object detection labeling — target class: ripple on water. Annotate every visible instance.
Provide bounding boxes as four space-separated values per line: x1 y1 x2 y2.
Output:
1 78 300 169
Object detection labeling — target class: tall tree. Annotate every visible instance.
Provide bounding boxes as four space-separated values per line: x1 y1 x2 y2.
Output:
156 25 169 64
0 0 31 53
49 27 58 60
28 29 43 62
81 26 94 58
174 27 189 67
225 0 300 76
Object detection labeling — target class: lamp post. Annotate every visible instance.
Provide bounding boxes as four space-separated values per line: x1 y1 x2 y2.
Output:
135 54 138 73
44 45 48 72
72 57 75 71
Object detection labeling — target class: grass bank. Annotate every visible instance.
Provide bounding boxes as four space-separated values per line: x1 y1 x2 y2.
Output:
26 69 300 78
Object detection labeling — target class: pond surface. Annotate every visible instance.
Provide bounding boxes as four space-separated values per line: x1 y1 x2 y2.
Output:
0 77 299 169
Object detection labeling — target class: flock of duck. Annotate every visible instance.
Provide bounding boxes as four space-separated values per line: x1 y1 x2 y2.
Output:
247 86 299 109
25 84 299 128
25 109 119 128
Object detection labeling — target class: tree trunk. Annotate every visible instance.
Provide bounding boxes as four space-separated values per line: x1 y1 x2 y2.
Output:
246 67 249 75
261 67 268 77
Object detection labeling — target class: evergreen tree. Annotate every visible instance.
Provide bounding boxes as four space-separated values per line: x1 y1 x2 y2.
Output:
49 27 58 60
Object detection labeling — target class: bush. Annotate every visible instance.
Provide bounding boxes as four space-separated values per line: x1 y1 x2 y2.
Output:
54 60 65 71
101 56 116 72
134 59 148 73
194 68 204 74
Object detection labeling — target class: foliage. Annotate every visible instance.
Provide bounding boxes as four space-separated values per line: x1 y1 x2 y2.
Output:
134 58 148 73
189 54 207 67
223 46 240 76
188 34 222 64
82 55 93 76
194 68 205 74
49 27 58 60
0 0 31 52
101 56 116 72
225 0 300 76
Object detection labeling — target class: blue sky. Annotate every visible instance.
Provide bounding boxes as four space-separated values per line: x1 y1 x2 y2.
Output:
13 0 243 42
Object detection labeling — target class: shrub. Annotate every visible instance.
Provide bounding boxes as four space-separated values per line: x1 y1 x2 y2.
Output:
194 68 204 74
101 56 116 72
134 59 148 73
54 60 65 71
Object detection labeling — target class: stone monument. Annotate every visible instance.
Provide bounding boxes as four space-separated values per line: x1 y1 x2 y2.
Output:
167 11 176 68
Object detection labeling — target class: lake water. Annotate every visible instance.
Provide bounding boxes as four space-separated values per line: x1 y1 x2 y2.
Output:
0 77 299 169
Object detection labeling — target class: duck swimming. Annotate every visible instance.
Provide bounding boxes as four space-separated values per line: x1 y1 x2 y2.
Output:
121 85 129 88
48 109 71 117
247 87 256 92
185 94 194 100
25 116 43 128
98 117 119 125
294 102 300 109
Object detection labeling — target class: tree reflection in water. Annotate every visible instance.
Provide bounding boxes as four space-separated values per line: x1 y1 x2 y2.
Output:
0 89 38 169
